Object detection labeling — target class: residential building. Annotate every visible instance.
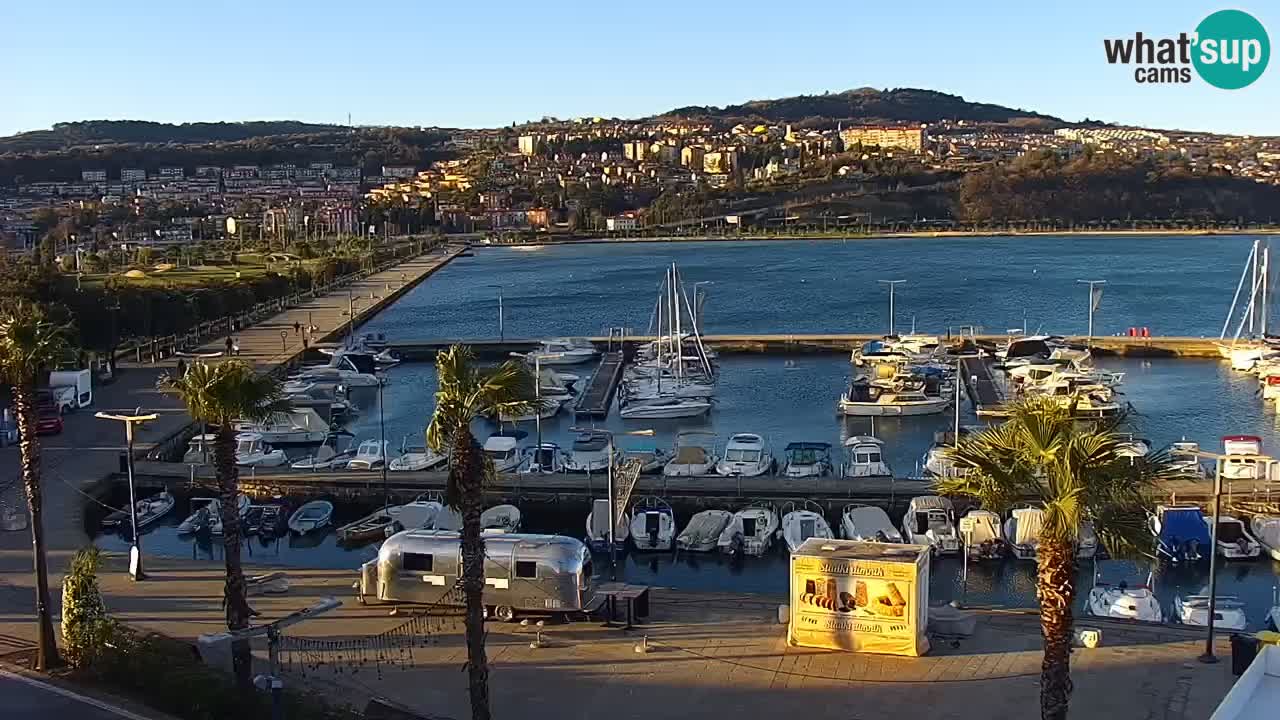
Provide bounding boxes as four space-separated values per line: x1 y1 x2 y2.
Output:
157 167 185 180
839 126 926 153
607 214 638 231
681 146 706 169
382 165 416 179
120 168 147 183
703 151 736 174
623 140 648 162
81 170 107 183
518 135 540 156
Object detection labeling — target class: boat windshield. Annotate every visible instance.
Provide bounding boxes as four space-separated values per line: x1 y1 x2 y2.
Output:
236 439 257 454
485 449 514 460
789 448 819 465
725 448 761 463
855 451 882 464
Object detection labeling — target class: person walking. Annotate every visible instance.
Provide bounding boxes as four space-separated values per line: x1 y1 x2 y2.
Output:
224 336 234 356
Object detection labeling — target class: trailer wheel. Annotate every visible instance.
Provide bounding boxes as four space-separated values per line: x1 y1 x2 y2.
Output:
494 605 516 622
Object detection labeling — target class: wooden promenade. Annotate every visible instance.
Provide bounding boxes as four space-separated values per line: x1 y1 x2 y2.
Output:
572 351 625 417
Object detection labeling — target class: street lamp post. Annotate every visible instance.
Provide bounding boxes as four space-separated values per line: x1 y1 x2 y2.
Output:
378 379 389 509
95 410 159 580
1076 279 1106 346
877 280 906 336
571 426 655 580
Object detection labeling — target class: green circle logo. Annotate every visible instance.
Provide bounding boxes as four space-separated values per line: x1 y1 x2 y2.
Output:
1193 9 1270 89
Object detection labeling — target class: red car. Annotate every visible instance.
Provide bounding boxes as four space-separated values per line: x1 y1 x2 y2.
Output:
35 405 63 435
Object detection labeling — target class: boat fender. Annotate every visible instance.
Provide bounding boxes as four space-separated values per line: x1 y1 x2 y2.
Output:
778 604 789 624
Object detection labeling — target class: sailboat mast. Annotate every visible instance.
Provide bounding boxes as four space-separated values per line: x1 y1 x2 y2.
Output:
1222 240 1257 340
675 265 714 377
672 262 682 383
1262 241 1270 337
1250 241 1259 334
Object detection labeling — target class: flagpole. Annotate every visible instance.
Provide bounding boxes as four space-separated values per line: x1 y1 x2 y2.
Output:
1077 279 1106 346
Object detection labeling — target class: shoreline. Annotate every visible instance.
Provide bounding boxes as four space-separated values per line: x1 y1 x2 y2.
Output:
481 228 1280 248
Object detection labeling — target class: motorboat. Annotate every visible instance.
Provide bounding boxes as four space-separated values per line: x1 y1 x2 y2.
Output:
1150 505 1211 563
629 497 676 551
525 338 599 365
482 431 526 473
1034 379 1122 418
388 436 448 472
101 490 175 532
663 432 718 477
1228 345 1266 372
336 499 446 543
585 498 629 551
499 397 562 423
177 495 250 535
901 496 960 555
480 504 522 532
232 408 329 445
234 433 288 467
1251 514 1280 560
288 500 334 535
1206 514 1263 559
779 501 834 553
337 506 400 544
1115 435 1152 460
563 431 618 474
619 396 711 419
623 376 716 402
1004 507 1045 561
1169 439 1208 478
522 442 567 474
922 431 970 479
840 504 902 543
1222 435 1276 481
837 377 949 416
959 509 1006 561
346 439 393 471
715 433 774 477
248 502 289 537
717 504 780 556
1173 593 1248 631
288 429 355 469
1086 580 1164 624
781 442 834 478
676 509 733 552
621 445 669 474
841 436 893 478
181 434 216 464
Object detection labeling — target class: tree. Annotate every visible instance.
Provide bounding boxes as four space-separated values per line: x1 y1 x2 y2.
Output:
159 360 287 690
425 346 535 720
0 301 72 670
936 397 1182 720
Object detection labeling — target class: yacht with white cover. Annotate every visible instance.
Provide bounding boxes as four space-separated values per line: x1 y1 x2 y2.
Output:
779 501 834 553
840 504 903 543
841 436 893 478
629 497 676 551
717 504 779 556
901 496 959 555
663 432 719 477
584 498 629 552
715 433 774 477
1004 507 1045 561
960 509 1007 561
676 509 733 552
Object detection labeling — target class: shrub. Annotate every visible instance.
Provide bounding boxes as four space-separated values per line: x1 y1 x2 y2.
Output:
61 546 114 668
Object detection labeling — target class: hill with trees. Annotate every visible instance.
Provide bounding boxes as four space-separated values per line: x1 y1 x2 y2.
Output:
659 87 1062 127
0 120 351 154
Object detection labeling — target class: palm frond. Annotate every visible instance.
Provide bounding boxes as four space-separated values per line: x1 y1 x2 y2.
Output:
0 301 73 385
157 359 285 424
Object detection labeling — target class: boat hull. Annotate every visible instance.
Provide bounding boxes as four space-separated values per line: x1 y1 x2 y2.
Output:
837 398 949 416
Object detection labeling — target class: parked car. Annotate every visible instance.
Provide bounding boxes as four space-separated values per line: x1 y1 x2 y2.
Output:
36 404 63 435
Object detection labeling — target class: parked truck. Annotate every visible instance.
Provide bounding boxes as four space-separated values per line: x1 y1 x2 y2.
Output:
48 369 93 412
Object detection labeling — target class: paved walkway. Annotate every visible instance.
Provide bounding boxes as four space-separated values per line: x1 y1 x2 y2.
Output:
0 557 1241 720
0 245 464 645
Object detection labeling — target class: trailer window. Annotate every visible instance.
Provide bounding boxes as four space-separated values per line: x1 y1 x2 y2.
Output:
403 553 433 572
515 560 537 579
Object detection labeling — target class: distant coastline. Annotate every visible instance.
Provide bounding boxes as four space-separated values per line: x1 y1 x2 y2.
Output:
480 228 1280 248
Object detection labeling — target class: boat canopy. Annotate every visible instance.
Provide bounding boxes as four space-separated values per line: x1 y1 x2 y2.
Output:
965 511 1001 544
1011 508 1045 545
785 442 830 464
571 433 609 452
1160 508 1211 546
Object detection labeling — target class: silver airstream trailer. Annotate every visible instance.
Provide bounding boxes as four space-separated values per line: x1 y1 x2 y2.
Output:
355 529 596 621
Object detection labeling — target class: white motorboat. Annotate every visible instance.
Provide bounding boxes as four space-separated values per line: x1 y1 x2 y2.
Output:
388 436 449 472
840 504 903 543
480 504 522 532
1087 581 1164 624
837 377 949 416
181 434 216 464
922 432 969 479
522 442 567 474
715 433 774 477
901 495 960 555
1229 345 1266 372
620 396 711 419
781 442 834 478
585 498 629 552
1169 439 1208 478
960 509 1006 561
663 432 719 477
499 397 562 423
621 445 669 474
629 497 676 551
288 500 334 535
232 408 329 445
563 431 618 474
346 439 393 471
482 431 526 473
526 338 599 365
178 495 250 535
623 376 716 401
779 501 834 553
1206 514 1263 559
676 509 733 552
291 440 357 471
234 433 288 467
1115 435 1152 460
841 436 893 478
1251 515 1280 561
1222 435 1276 481
103 490 176 532
1004 507 1045 561
717 504 779 556
1174 594 1248 631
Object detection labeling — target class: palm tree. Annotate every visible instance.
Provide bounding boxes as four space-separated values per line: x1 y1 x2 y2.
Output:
0 301 70 670
937 396 1180 720
160 360 286 690
426 345 534 720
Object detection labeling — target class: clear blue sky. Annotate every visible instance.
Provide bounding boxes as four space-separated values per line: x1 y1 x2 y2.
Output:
2 1 1275 136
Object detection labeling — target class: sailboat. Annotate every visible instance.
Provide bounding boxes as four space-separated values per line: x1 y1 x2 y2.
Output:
619 263 717 417
1216 238 1273 369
